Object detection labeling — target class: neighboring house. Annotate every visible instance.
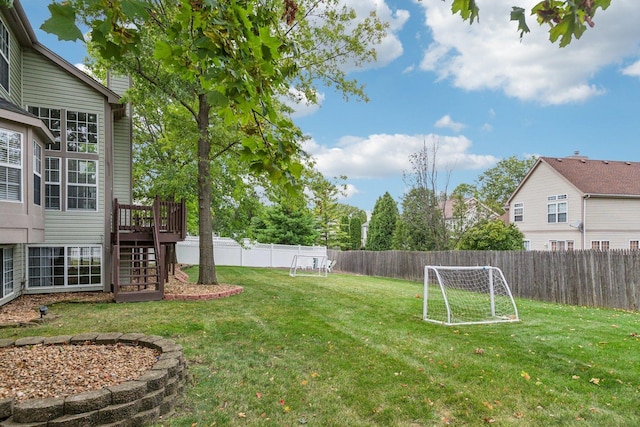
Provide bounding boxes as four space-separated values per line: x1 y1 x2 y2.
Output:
506 154 640 251
440 197 500 234
0 1 185 307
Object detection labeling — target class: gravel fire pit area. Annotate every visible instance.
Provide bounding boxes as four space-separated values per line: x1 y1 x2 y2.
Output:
0 333 188 426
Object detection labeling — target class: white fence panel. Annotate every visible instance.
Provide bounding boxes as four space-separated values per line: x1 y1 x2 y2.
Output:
176 237 327 268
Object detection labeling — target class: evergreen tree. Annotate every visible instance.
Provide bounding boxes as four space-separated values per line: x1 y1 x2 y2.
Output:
366 192 398 251
349 216 363 250
250 203 318 246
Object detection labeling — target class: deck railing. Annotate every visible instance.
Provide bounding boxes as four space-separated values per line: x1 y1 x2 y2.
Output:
113 197 186 238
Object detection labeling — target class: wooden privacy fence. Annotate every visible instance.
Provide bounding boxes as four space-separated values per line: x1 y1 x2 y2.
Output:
328 249 640 311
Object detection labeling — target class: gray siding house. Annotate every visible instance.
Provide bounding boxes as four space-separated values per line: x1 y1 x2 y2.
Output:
506 154 640 251
0 1 185 306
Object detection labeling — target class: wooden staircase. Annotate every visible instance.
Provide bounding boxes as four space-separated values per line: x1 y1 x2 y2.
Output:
112 197 186 302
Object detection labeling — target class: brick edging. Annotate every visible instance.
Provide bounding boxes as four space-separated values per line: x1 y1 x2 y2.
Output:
0 333 188 426
164 286 243 301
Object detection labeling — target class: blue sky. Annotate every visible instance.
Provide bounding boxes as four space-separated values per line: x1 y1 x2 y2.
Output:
21 0 640 213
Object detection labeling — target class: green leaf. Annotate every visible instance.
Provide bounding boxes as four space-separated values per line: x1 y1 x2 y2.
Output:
121 0 150 19
40 3 84 42
509 7 530 38
451 0 479 24
154 40 173 60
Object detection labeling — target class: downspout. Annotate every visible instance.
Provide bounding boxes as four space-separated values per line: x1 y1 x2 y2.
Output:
582 195 590 250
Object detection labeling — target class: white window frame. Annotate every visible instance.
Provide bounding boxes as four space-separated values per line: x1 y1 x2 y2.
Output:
630 240 639 251
591 240 610 251
66 111 99 154
547 194 568 224
0 128 22 202
27 245 102 288
45 156 62 210
28 106 62 151
523 240 531 251
513 202 524 222
66 158 98 211
33 140 42 206
0 247 14 302
0 18 9 93
549 240 574 251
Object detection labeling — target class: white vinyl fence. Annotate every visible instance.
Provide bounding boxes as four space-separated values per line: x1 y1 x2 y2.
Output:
177 236 327 268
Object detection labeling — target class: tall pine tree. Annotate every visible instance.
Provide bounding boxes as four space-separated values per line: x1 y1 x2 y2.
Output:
366 192 398 251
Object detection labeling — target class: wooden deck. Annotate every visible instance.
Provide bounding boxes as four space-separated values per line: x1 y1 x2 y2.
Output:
112 197 186 302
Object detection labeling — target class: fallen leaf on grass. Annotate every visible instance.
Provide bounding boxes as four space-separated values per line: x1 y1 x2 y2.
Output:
237 413 247 418
256 392 262 398
301 380 308 386
590 378 601 385
474 348 485 355
521 371 531 381
482 401 494 410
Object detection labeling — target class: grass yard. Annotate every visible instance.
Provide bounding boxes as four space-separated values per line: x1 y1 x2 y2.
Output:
2 266 639 426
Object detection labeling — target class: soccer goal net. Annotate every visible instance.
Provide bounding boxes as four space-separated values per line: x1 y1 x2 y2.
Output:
289 255 329 277
423 266 519 326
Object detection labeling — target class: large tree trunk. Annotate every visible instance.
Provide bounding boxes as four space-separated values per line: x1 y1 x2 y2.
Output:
196 94 218 284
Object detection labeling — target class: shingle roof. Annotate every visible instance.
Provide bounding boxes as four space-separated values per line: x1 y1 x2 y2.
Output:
541 156 640 196
0 97 37 118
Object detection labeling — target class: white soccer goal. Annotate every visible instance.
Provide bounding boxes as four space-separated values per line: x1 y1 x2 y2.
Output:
289 255 329 277
423 266 519 326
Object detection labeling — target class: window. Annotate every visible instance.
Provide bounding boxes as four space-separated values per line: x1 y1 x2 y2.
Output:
0 248 13 299
513 202 524 222
0 19 9 93
67 159 97 210
0 128 22 201
33 141 42 206
591 241 610 251
631 240 639 250
550 240 574 251
28 246 101 287
523 240 531 251
547 194 567 223
66 111 98 154
28 107 61 151
45 157 61 210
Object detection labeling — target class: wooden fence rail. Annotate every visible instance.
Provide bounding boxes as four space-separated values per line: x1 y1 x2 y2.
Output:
328 249 640 311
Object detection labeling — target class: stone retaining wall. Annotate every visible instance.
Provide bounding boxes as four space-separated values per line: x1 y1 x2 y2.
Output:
0 333 188 426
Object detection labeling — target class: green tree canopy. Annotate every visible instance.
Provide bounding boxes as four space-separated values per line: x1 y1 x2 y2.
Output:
250 202 318 246
456 220 525 251
475 155 537 213
394 187 443 251
366 192 398 251
39 0 387 284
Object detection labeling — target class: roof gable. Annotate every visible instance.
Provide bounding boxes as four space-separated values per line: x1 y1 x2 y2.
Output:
2 1 122 105
540 157 640 196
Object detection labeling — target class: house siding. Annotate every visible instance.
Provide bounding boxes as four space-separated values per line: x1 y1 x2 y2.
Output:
0 13 23 105
22 50 107 245
583 198 640 249
510 162 583 250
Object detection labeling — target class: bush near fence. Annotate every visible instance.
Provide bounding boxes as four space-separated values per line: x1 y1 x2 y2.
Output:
328 249 640 311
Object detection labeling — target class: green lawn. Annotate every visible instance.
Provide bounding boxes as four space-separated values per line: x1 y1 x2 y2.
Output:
2 267 639 426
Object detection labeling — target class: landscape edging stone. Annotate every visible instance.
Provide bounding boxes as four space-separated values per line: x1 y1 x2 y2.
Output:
0 333 188 426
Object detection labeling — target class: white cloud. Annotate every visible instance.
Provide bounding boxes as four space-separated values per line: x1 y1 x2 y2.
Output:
416 0 640 105
622 60 640 77
341 184 360 200
332 0 410 70
302 133 497 179
434 114 465 133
